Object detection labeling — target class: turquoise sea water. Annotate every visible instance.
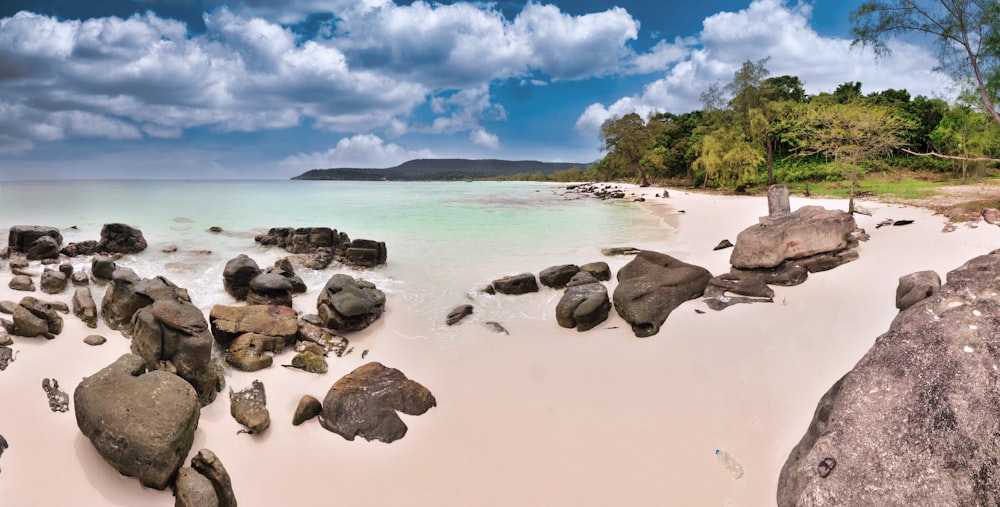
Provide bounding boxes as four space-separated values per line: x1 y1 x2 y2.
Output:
0 180 673 334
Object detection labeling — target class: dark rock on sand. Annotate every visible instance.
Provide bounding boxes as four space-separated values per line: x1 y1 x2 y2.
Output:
345 238 387 268
319 362 436 443
293 395 323 425
90 256 117 282
245 272 293 307
98 223 147 254
613 250 711 337
778 250 1000 506
713 239 734 251
703 272 775 311
75 354 199 490
601 247 640 256
491 273 539 295
579 261 612 281
209 304 299 349
9 275 35 292
230 380 270 434
446 304 473 326
84 334 106 346
0 433 7 473
555 272 610 331
316 274 385 332
40 269 67 294
484 321 509 335
297 321 349 357
72 287 98 328
0 327 10 345
70 270 89 286
26 235 60 261
190 449 237 507
0 301 14 314
13 296 63 338
895 270 941 311
222 254 260 300
539 264 580 289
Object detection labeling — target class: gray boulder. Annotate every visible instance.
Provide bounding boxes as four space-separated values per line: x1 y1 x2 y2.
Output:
492 273 539 295
8 275 34 292
209 304 299 349
778 250 1000 506
221 254 260 300
703 272 775 310
316 274 385 332
72 286 98 328
90 256 117 282
580 261 612 282
612 250 711 337
539 264 580 289
26 235 60 261
895 270 941 311
74 354 199 490
730 205 861 269
319 362 436 443
555 272 610 331
12 296 63 338
8 226 62 254
245 272 293 307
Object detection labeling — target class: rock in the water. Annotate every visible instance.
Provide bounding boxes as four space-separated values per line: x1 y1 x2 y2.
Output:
8 275 35 292
40 268 67 294
316 274 385 332
90 256 117 282
446 304 473 326
230 380 270 434
190 449 237 507
84 334 106 346
209 304 299 349
292 395 322 425
99 223 147 254
222 254 260 300
174 467 219 507
555 272 610 331
71 270 90 286
579 261 612 281
895 270 941 311
72 287 98 328
319 362 436 443
484 321 509 335
612 250 712 337
730 205 862 269
777 250 1000 506
539 264 580 289
491 273 539 295
245 272 293 307
75 355 199 490
8 226 62 256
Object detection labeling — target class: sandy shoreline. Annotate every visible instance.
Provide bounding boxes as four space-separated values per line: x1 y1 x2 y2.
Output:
2 185 999 506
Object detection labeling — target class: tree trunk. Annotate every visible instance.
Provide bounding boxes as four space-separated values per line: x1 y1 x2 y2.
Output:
765 136 774 185
848 156 858 214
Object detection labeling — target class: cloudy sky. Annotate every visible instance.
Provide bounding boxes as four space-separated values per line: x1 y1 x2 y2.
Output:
0 0 951 180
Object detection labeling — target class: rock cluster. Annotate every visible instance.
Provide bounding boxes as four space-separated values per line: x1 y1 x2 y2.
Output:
778 251 1000 505
254 227 387 268
221 255 306 307
61 223 148 257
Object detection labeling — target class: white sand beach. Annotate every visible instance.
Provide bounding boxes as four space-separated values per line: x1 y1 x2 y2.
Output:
2 186 999 506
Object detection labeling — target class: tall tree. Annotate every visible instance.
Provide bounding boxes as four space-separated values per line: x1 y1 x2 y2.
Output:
600 112 653 186
851 0 1000 125
796 103 910 213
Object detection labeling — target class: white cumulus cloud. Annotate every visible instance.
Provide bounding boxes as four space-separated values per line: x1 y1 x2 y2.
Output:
278 133 435 170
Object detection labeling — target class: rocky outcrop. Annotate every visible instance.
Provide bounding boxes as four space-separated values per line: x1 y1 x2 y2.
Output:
74 354 199 490
316 274 385 332
98 223 147 254
895 270 941 311
778 250 1000 506
254 227 387 267
491 273 539 295
555 272 610 331
230 380 270 434
319 362 436 443
612 250 711 337
730 206 864 269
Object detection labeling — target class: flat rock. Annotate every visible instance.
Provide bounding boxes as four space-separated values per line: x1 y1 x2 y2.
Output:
209 304 299 349
730 205 860 269
319 362 436 443
83 334 106 346
491 273 539 295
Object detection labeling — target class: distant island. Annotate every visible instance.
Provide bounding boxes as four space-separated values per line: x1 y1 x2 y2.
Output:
291 158 587 181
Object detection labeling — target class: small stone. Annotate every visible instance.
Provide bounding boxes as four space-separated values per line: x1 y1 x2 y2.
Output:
290 351 328 374
446 304 473 326
713 239 734 251
0 346 15 370
484 322 509 335
42 377 69 412
9 275 35 292
0 328 11 346
0 301 15 314
84 334 107 346
817 457 836 478
292 395 322 425
229 380 269 434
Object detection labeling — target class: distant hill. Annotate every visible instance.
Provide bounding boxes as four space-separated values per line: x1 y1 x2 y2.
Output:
291 158 586 181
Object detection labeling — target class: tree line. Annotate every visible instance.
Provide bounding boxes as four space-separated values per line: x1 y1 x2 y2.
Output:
595 0 1000 210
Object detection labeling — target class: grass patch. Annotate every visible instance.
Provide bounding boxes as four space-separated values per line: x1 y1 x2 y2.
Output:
785 170 949 201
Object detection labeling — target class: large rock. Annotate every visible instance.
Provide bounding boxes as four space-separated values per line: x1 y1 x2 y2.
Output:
245 272 293 307
730 206 862 269
74 354 199 490
539 264 580 289
12 296 63 338
555 272 610 331
319 362 436 443
778 250 1000 505
222 254 260 300
40 268 67 294
26 235 60 261
72 287 98 328
491 273 539 295
8 226 62 254
612 250 711 337
98 223 147 254
101 271 190 332
209 304 299 349
316 274 385 332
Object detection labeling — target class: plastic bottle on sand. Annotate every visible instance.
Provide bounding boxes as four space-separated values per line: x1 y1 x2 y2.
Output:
715 449 744 479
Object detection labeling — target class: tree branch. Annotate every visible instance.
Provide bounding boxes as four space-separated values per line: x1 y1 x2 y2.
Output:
901 147 1000 162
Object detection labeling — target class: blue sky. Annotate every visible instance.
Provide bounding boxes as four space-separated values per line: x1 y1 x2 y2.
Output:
0 0 951 179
